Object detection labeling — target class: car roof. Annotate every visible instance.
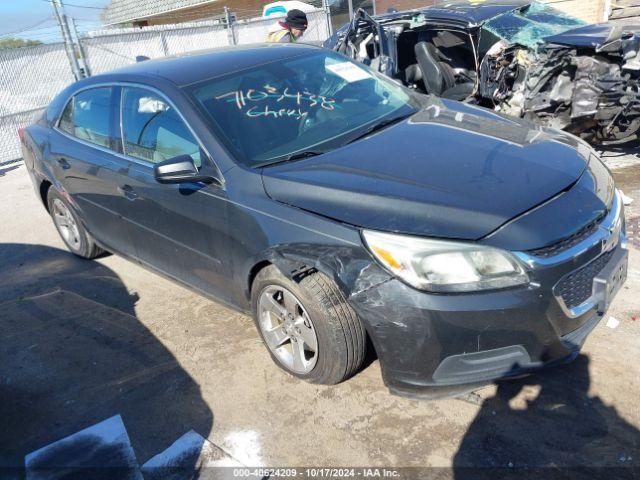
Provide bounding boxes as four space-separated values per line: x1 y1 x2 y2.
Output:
96 43 321 87
375 0 531 26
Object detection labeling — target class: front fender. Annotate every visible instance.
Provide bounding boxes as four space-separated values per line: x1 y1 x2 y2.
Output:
245 243 392 305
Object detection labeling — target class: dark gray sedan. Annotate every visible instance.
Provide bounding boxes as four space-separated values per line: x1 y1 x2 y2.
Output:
21 44 627 397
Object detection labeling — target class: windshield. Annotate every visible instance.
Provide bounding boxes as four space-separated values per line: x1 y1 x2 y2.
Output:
483 2 586 48
187 50 417 167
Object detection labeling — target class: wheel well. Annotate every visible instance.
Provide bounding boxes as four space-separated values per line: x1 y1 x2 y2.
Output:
247 257 376 357
247 260 272 297
39 180 52 212
248 260 322 298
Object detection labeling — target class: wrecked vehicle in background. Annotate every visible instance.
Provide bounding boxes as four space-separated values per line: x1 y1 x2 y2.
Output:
325 0 640 145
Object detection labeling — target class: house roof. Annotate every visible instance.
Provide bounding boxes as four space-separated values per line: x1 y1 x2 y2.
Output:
102 0 220 26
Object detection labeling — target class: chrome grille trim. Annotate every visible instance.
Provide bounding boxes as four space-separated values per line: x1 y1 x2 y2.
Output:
515 190 622 268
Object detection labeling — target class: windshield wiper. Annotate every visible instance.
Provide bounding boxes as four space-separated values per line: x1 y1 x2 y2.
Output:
257 150 324 168
256 114 412 168
344 114 411 146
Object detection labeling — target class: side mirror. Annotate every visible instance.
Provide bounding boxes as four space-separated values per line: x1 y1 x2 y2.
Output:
153 155 216 184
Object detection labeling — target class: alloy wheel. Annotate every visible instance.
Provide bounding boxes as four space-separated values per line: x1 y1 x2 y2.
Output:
258 285 318 374
52 198 81 251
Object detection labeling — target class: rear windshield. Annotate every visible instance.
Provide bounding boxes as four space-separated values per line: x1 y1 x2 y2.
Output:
186 50 417 167
483 2 586 48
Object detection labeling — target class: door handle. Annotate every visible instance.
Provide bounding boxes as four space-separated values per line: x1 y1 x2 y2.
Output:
57 158 71 170
120 184 138 201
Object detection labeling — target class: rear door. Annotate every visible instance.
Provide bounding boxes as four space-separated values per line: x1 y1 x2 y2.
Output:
115 86 233 301
52 86 137 257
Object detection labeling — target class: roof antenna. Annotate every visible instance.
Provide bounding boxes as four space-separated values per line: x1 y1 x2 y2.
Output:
136 55 150 63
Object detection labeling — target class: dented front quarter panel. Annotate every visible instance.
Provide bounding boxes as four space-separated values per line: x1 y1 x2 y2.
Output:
222 166 392 312
224 169 401 374
259 243 392 301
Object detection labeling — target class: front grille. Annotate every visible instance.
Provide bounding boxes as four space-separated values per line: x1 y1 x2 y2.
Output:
528 214 605 258
556 250 615 309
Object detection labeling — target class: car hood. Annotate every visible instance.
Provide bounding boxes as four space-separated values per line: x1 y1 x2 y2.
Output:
261 98 594 242
544 22 640 50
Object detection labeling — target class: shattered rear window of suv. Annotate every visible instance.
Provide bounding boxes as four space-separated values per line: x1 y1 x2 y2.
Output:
483 2 586 48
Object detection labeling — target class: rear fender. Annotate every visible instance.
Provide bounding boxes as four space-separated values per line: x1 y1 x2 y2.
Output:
25 128 78 212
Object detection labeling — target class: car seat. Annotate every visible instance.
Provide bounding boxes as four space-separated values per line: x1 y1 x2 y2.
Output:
414 42 474 101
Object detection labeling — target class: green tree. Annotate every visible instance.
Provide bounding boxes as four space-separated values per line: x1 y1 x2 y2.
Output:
0 38 43 50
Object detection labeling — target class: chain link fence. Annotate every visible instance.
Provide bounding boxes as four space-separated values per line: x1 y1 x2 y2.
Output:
80 22 229 75
0 43 77 163
80 8 331 75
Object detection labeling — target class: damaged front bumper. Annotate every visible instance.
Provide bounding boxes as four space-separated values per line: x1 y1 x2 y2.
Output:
348 208 627 398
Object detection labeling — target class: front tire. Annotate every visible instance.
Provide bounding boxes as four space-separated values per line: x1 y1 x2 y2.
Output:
251 265 366 385
47 188 104 259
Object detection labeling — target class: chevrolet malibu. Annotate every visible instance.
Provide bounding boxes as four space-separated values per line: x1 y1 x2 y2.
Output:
21 44 628 398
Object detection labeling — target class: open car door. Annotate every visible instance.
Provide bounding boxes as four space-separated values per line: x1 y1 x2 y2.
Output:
334 8 396 78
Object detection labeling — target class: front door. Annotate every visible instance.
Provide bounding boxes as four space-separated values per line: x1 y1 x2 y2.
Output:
115 86 233 302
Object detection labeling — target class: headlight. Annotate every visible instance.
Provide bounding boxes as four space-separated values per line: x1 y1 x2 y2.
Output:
362 230 529 293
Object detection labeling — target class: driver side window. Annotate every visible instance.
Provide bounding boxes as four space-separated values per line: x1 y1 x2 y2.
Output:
121 87 201 167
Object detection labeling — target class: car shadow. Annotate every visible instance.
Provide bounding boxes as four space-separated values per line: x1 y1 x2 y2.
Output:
453 354 639 479
0 243 213 476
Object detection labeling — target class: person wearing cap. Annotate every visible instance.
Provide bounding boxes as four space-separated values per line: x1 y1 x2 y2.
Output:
266 9 308 43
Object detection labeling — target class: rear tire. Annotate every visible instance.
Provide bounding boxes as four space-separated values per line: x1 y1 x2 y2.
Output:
251 265 366 385
47 188 104 259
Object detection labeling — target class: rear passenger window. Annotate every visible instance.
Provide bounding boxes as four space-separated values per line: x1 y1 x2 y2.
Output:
121 88 201 167
58 88 112 149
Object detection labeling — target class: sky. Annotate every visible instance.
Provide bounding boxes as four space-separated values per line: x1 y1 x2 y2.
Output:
0 0 111 42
